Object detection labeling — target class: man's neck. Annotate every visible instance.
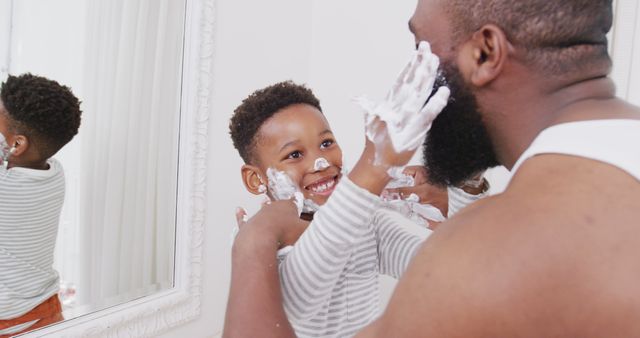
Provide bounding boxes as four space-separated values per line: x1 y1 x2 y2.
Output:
488 75 617 169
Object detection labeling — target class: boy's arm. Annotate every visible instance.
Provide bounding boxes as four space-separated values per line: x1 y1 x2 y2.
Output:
278 173 382 321
375 210 430 278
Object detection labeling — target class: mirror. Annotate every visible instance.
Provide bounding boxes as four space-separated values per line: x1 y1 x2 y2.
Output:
0 0 196 336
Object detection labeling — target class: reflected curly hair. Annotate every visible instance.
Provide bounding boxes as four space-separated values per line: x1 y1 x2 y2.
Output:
0 73 82 159
229 81 322 164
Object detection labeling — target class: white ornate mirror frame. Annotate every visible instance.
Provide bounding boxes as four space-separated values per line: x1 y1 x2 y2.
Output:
23 0 213 336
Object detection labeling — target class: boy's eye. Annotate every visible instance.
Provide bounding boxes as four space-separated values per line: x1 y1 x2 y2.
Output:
287 151 302 160
320 139 334 149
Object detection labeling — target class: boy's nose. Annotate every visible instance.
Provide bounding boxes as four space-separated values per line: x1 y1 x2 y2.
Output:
311 157 331 172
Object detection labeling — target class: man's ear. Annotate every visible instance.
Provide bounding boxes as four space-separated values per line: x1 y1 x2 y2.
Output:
241 164 266 195
463 24 512 87
9 135 29 157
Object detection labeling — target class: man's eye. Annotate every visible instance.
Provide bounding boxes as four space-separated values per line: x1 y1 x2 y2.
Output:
287 151 302 159
320 139 334 149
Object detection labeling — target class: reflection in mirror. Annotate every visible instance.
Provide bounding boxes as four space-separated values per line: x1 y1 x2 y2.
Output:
0 0 186 336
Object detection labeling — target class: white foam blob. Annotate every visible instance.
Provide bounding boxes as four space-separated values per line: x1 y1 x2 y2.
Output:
385 166 415 189
266 168 304 216
405 193 420 203
313 157 330 171
302 199 321 213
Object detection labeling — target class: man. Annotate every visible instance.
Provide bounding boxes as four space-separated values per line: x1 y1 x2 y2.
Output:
224 0 640 336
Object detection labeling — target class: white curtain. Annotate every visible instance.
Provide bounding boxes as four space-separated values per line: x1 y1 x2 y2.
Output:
77 0 185 308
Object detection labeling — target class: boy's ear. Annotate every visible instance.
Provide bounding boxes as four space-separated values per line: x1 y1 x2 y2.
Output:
241 164 266 195
9 135 29 157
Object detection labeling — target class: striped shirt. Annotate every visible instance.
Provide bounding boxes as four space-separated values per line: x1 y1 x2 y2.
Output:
0 159 64 320
447 185 487 217
279 177 429 338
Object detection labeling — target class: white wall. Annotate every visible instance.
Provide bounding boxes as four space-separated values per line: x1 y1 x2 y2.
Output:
166 1 640 337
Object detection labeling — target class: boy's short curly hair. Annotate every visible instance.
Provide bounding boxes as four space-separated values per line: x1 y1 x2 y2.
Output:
0 73 82 159
229 81 322 164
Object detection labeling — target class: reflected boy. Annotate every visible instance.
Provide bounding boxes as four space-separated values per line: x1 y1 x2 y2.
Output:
0 74 81 336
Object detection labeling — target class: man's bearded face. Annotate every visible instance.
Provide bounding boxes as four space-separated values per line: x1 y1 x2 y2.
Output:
423 62 499 187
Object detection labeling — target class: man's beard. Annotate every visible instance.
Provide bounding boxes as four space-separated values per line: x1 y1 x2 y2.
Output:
423 62 499 187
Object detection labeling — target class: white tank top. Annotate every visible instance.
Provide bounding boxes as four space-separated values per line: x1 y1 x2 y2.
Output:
510 119 640 182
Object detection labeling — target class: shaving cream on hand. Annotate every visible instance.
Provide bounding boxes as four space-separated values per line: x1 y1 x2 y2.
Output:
355 41 450 166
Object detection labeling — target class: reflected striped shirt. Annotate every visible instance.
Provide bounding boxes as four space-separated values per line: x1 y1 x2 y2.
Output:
279 177 430 338
0 159 64 320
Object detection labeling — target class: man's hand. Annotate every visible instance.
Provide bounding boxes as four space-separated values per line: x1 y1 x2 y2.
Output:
234 199 309 251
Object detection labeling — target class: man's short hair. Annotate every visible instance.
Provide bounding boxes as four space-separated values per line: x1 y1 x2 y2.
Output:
229 81 322 164
442 0 613 74
0 73 82 159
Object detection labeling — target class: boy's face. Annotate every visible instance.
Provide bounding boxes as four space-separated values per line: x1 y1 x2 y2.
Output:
254 103 343 207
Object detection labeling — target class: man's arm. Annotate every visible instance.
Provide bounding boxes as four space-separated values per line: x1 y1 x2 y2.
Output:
223 201 298 338
224 235 295 338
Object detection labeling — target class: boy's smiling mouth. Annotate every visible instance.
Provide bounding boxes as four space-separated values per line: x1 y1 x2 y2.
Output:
304 175 339 196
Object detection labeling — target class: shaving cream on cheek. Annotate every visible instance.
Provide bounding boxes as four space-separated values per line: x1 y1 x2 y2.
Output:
266 168 304 216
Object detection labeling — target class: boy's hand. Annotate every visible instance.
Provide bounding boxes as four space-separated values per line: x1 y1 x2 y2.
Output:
355 41 450 168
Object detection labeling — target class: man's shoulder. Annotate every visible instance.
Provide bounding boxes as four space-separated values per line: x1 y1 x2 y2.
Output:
381 187 640 336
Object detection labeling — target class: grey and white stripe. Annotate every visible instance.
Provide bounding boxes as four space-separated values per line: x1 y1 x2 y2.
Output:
279 177 426 338
0 159 64 320
447 185 487 217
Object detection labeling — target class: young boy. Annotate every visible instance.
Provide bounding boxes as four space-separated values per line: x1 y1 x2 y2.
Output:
228 42 485 338
0 74 82 337
230 80 429 337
